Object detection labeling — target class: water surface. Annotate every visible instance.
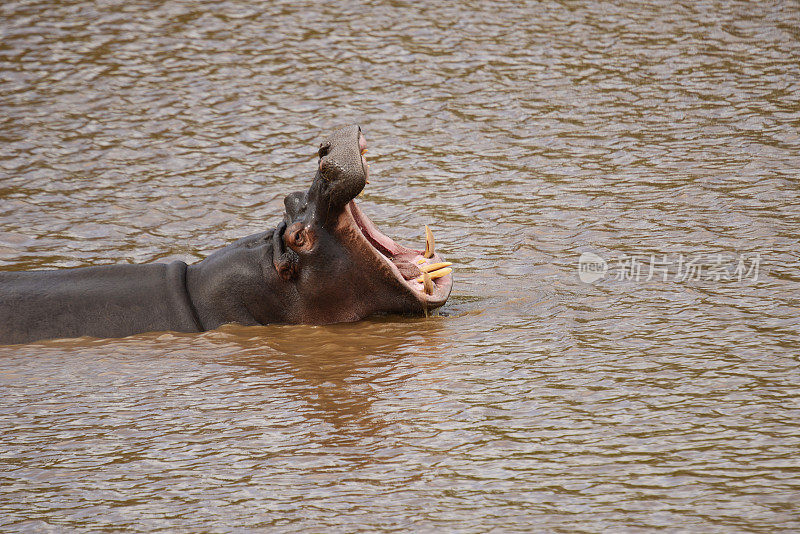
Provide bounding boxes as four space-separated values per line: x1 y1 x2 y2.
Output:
1 0 799 531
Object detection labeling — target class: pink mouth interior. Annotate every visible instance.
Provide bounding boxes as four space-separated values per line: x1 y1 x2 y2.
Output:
346 200 450 295
347 131 451 299
348 200 406 257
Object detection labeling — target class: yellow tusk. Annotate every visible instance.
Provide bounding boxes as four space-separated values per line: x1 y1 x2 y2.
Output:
424 225 435 258
422 271 434 295
416 267 452 283
419 261 452 273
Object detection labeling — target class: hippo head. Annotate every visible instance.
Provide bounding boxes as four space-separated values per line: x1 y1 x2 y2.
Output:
272 125 453 324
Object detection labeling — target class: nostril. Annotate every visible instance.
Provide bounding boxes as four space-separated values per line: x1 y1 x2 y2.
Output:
318 141 331 159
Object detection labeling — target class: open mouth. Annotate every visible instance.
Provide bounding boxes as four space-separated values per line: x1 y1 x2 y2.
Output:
319 127 452 309
344 200 453 306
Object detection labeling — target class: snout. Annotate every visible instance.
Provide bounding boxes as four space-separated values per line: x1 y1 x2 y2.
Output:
314 125 368 216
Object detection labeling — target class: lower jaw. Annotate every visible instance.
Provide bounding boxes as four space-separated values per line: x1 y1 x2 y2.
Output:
344 200 453 302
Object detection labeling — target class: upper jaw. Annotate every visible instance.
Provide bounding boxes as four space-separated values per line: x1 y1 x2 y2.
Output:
306 124 454 311
313 125 368 217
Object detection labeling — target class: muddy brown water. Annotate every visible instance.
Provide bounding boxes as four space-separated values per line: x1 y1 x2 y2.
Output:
2 0 800 531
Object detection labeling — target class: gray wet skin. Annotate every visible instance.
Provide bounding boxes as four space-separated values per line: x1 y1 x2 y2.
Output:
0 125 453 345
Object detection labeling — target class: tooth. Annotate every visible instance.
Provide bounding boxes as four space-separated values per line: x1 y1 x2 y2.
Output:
420 261 452 273
416 258 426 264
422 271 434 295
428 267 452 279
416 267 452 283
424 225 435 258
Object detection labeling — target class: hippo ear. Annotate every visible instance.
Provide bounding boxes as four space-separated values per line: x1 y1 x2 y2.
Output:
273 251 299 281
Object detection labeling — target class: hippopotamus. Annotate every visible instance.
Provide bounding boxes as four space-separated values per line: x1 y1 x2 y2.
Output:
0 125 453 345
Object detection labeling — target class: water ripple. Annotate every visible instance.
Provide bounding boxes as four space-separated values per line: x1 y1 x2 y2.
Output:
2 0 800 531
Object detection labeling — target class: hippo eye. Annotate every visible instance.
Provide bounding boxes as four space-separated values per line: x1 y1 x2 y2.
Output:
284 222 314 252
318 142 331 159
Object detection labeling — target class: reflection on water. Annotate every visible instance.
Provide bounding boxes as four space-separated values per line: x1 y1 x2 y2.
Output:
210 320 452 440
2 0 800 530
